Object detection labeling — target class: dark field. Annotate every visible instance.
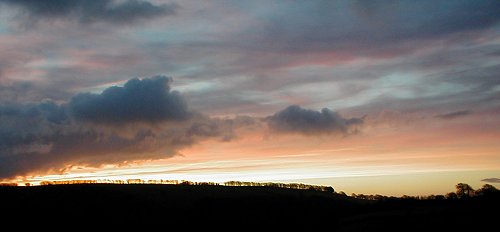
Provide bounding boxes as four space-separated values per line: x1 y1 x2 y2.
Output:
1 184 498 230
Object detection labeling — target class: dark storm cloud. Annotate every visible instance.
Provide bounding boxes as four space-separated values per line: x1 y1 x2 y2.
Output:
0 125 188 178
0 0 177 25
482 178 500 183
0 112 250 178
435 110 471 120
0 76 249 179
69 75 190 124
0 101 66 152
267 105 363 135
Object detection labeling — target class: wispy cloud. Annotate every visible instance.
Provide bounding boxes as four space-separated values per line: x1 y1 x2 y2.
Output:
435 110 471 120
482 178 500 183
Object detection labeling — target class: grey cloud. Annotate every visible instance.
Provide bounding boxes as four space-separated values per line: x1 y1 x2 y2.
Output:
439 65 500 93
1 76 364 179
0 76 248 179
267 105 363 135
121 1 500 116
0 113 252 179
435 110 471 120
234 0 500 57
482 178 500 183
69 75 191 125
3 0 497 118
0 126 185 178
343 63 500 117
0 0 177 26
0 102 68 171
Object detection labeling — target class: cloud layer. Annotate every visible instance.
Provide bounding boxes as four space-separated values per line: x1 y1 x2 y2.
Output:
0 0 498 117
0 0 177 26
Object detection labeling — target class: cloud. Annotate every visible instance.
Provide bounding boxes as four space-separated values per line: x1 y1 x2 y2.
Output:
0 124 190 178
0 76 363 179
0 0 498 184
1 0 498 119
0 102 66 151
186 115 257 142
0 0 177 26
69 76 191 125
259 1 500 53
0 76 248 179
267 105 363 135
482 178 500 183
435 110 471 120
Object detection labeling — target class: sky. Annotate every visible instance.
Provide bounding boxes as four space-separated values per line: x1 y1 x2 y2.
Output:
0 0 499 196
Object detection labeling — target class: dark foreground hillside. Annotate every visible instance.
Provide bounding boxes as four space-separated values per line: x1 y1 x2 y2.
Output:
1 184 498 230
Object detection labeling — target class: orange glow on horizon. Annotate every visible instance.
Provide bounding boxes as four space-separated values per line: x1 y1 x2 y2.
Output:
13 113 500 196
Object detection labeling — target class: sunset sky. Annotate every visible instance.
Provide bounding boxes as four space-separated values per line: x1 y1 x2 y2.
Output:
0 0 499 196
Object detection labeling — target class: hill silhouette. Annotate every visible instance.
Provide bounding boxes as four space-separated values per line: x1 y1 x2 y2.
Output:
1 183 498 230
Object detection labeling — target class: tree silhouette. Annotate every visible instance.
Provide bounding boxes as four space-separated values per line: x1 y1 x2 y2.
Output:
0 183 17 186
455 183 474 198
445 192 457 199
475 184 498 196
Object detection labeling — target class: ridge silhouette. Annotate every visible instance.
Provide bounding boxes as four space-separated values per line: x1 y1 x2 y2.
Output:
1 182 498 230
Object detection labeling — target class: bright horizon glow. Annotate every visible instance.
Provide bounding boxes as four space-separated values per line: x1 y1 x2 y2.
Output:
8 109 500 195
17 163 500 196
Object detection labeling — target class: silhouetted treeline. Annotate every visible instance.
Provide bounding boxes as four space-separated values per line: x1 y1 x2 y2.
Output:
224 181 335 193
40 179 180 185
350 183 499 200
1 182 499 231
26 180 500 200
39 179 221 186
0 182 17 186
37 179 333 192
